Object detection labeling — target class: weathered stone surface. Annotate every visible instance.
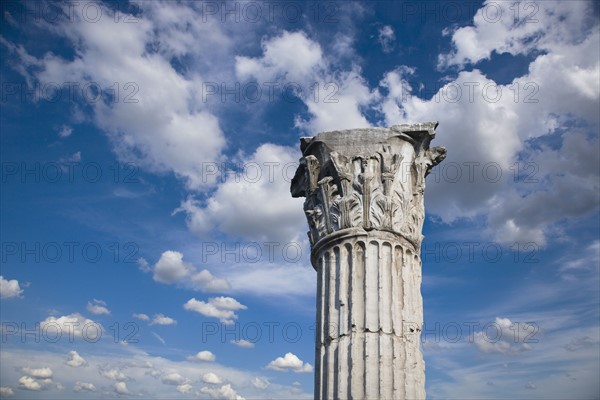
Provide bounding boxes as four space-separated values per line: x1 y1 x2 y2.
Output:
291 122 445 400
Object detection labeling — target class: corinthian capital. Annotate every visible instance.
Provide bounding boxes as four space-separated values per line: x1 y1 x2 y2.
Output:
290 122 446 249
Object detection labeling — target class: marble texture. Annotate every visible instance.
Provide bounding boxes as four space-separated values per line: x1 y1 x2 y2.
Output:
291 122 445 400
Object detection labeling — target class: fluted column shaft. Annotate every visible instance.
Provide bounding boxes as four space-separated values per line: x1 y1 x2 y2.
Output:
314 232 424 400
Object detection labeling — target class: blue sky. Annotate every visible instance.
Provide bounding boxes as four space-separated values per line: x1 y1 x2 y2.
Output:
0 0 599 399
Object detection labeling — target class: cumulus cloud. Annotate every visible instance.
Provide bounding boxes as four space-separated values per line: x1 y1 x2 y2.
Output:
0 387 15 397
161 372 186 385
132 313 150 321
150 314 177 326
18 376 43 391
66 351 87 367
152 250 230 292
202 372 222 384
3 347 308 399
1 1 227 190
266 353 313 373
439 1 597 68
0 276 23 299
137 258 151 273
231 339 255 348
86 299 110 315
173 144 305 244
153 251 192 284
17 369 55 392
473 317 536 355
184 297 247 325
177 383 193 393
200 383 245 400
39 313 103 341
187 351 216 362
114 381 130 395
378 2 599 245
74 381 96 392
251 377 269 389
235 29 377 134
100 368 127 381
236 31 323 83
21 367 53 379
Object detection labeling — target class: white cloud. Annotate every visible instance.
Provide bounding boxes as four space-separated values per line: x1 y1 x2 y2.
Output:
174 143 305 244
66 351 87 367
21 367 53 379
114 381 130 395
150 314 177 326
57 125 73 138
161 372 186 385
379 12 599 245
2 1 228 190
18 376 42 391
293 66 376 134
439 1 597 68
2 347 312 400
187 351 216 362
235 29 377 134
153 251 192 284
152 250 231 292
132 313 150 321
251 377 269 389
266 353 313 373
17 372 55 392
137 258 151 273
473 317 536 355
100 369 127 381
378 25 395 53
177 383 193 393
200 383 245 400
236 31 323 83
86 299 110 315
231 339 254 348
184 297 247 325
0 276 23 299
191 269 232 293
0 387 15 397
39 313 103 341
202 372 222 384
73 381 96 392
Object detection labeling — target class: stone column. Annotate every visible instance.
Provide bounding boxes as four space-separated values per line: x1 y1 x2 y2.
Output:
291 123 445 400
